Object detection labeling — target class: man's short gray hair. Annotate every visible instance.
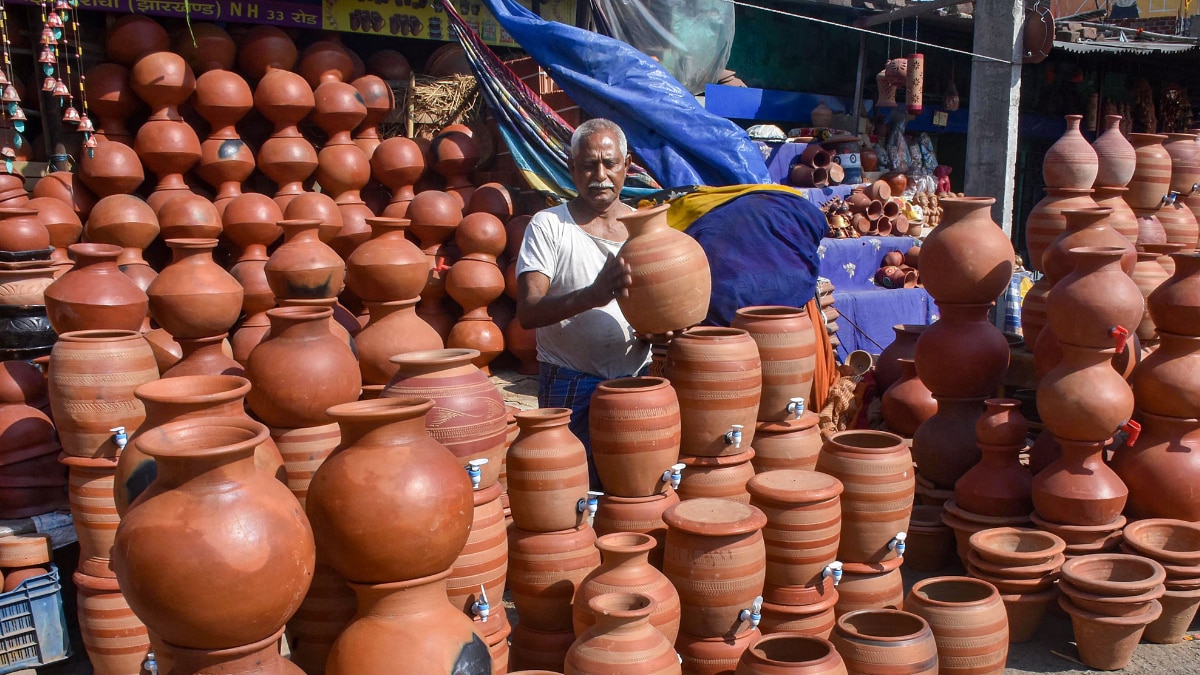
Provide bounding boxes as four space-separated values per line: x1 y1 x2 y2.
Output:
570 118 629 158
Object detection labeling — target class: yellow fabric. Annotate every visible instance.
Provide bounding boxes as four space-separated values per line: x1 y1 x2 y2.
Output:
665 184 810 231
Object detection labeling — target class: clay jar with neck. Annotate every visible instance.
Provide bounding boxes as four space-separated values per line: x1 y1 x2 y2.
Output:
355 298 442 385
222 193 283 317
1025 189 1099 273
1032 437 1129 526
874 324 926 392
914 302 1009 399
1037 342 1133 444
954 438 1033 520
919 197 1015 303
147 238 244 340
264 219 346 302
1131 331 1200 419
345 217 427 302
43 243 149 334
193 69 256 215
1044 115 1099 190
111 417 316 650
372 137 426 219
880 358 936 437
130 52 201 213
1111 412 1200 521
1093 114 1137 188
566 593 681 675
572 533 681 643
1132 251 1170 343
617 203 712 335
1094 187 1140 244
1126 133 1172 210
1046 247 1144 350
506 408 591 532
254 68 317 211
1148 252 1200 336
1042 208 1136 281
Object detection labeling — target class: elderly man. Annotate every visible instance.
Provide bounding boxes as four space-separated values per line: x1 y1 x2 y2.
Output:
515 118 650 489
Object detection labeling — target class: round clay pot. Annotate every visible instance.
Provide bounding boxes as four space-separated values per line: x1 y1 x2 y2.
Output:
283 192 343 243
468 183 514 223
1156 200 1200 248
675 449 756 504
1148 252 1200 335
509 624 575 672
836 558 905 616
44 243 148 334
446 253 505 320
735 634 847 675
264 219 346 301
147 239 243 340
156 194 222 240
345 217 427 302
752 413 823 473
573 533 681 643
1042 207 1136 281
662 498 767 638
1127 133 1172 210
506 407 590 532
565 592 680 674
1036 343 1133 443
245 307 362 428
589 376 681 497
1131 331 1200 418
85 62 140 144
748 469 842 595
973 397 1028 446
1058 594 1162 670
830 609 938 675
355 299 442 385
759 590 839 639
617 204 712 334
223 193 283 262
953 440 1032 519
1044 115 1099 190
238 26 298 80
306 398 473 584
1111 412 1200 522
372 137 426 215
73 572 152 674
903 577 1008 674
667 327 762 456
32 171 97 222
880 358 936 437
919 197 1015 304
593 489 680 569
1093 115 1137 188
816 430 914 564
1046 246 1144 350
1025 188 1099 273
112 416 315 649
507 523 600 632
731 305 817 421
1033 436 1128 527
0 208 49 254
105 15 170 67
875 324 926 392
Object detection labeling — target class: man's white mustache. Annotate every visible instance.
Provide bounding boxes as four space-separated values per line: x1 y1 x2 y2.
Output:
588 181 616 189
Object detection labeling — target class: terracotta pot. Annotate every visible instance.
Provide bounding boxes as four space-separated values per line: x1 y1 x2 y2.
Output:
953 440 1031 519
1144 583 1200 644
1135 209 1169 246
61 456 121 578
731 306 817 421
230 311 270 367
83 195 159 288
759 591 839 639
751 413 822 473
1033 438 1128 526
446 253 505 322
355 299 442 385
904 505 955 573
446 316 504 374
919 198 1014 304
589 376 681 497
1093 115 1137 188
372 137 426 216
748 470 843 595
1132 251 1171 342
1025 189 1098 273
1131 331 1200 418
49 330 157 459
238 25 298 79
306 398 473 584
816 430 914 564
1143 242 1187 276
345 217 426 302
1094 187 1140 244
0 208 49 254
506 407 591 532
616 204 711 334
675 449 755 504
510 627 573 673
593 489 680 569
44 243 148 334
1110 412 1200 521
447 482 508 619
245 307 362 428
1164 132 1200 194
505 318 539 375
835 558 905 616
1120 519 1200 566
667 327 762 456
875 325 926 392
507 523 600 632
270 422 341 508
1044 115 1099 190
1156 201 1200 249
147 238 243 340
1148 252 1200 336
1037 343 1132 443
1046 247 1144 350
1058 595 1161 670
564 593 680 674
1042 207 1136 281
264 219 346 302
382 348 507 489
881 358 936 437
1127 133 1172 210
325 569 490 674
1019 277 1051 351
676 628 760 675
112 417 315 649
1059 575 1164 616
903 577 1008 674
86 62 140 144
662 498 767 638
157 335 240 380
74 571 151 674
734 634 846 675
830 609 938 675
573 533 681 643
1029 512 1124 556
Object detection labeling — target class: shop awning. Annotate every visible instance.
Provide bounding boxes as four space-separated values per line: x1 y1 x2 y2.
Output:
1053 39 1200 54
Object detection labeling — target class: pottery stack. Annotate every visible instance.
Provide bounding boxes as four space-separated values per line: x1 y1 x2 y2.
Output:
747 470 844 639
1115 252 1200 522
911 196 1014 493
445 211 507 373
0 361 65 519
1032 246 1142 557
0 208 59 359
665 326 762 504
1057 553 1165 670
966 527 1066 644
1178 131 1200 226
1119 519 1200 645
504 407 601 672
193 69 256 216
1125 133 1174 246
223 193 283 365
130 51 201 213
731 305 824 474
1157 133 1200 248
940 399 1034 568
408 189 465 342
815 431 912 617
664 498 767 673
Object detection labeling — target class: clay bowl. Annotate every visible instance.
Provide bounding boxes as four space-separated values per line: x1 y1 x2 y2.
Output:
1119 543 1200 581
966 548 1064 579
1059 578 1164 617
1122 518 1200 566
970 527 1067 567
967 562 1057 593
1030 512 1126 547
1060 553 1167 598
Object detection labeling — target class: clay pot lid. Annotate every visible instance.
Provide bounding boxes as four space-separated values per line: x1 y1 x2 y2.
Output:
909 576 1000 608
942 499 1035 527
966 548 1063 578
836 609 929 643
663 498 766 536
747 469 842 505
0 533 52 567
970 527 1067 567
841 557 904 575
756 411 819 433
1120 519 1200 567
596 376 671 394
1061 553 1167 597
1057 594 1162 626
678 448 755 467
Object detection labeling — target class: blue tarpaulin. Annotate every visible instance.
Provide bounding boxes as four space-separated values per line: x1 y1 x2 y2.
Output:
479 0 772 190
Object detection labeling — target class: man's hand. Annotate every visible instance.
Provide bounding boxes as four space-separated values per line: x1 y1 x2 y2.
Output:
585 254 632 308
634 330 678 345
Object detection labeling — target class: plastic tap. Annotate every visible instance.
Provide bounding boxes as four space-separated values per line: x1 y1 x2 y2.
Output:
889 532 907 557
577 491 602 522
662 463 684 490
738 595 764 629
472 585 490 622
1161 192 1178 207
110 426 128 452
787 397 805 418
823 561 843 586
466 459 488 490
1121 419 1142 447
725 424 744 449
1109 325 1130 354
142 652 158 675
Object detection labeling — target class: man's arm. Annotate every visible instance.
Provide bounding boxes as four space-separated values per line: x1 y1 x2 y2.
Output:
516 255 632 329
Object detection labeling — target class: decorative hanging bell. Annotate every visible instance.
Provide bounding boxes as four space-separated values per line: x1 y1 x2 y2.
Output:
52 79 70 99
40 27 57 45
38 47 56 64
42 77 57 92
62 106 80 123
77 114 94 132
55 0 71 9
9 107 26 122
46 11 63 28
2 85 20 103
0 72 9 87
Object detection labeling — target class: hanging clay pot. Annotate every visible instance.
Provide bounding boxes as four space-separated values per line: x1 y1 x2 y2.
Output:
589 376 681 497
1093 115 1137 188
617 204 712 335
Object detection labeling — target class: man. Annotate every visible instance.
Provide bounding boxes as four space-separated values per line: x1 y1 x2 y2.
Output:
515 118 650 490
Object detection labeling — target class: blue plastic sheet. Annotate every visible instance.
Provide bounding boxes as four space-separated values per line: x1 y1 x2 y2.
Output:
479 0 772 190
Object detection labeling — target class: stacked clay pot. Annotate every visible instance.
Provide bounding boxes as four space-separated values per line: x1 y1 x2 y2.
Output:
1034 246 1142 556
829 609 939 674
966 527 1065 643
255 63 316 211
735 634 847 674
311 73 373 259
912 197 1014 492
663 498 767 670
504 406 599 671
408 190 463 342
1126 133 1173 246
1115 252 1200 521
1159 133 1200 248
748 470 844 639
565 592 682 674
903 577 1008 674
903 505 955 573
572 533 682 645
1120 519 1200 644
815 430 912 617
193 69 255 215
666 327 762 504
445 212 507 372
1057 553 1165 670
130 51 201 213
880 358 935 438
0 390 65 521
0 209 58 358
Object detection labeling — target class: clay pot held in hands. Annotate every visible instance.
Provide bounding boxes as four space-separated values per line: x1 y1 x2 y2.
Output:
617 204 712 335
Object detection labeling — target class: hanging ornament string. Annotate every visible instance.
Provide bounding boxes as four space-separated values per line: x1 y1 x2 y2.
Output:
64 0 93 149
0 0 24 171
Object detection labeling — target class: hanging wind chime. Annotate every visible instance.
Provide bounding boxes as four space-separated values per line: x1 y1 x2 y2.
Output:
40 0 93 157
0 0 25 173
906 17 924 116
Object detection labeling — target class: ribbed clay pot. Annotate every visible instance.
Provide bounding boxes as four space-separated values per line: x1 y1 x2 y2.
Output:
816 430 914 564
1127 133 1172 210
1033 438 1129 526
748 469 843 595
589 376 681 497
667 327 762 456
918 197 1015 304
1094 187 1141 244
1111 412 1200 521
662 498 767 638
731 305 817 420
836 558 905 616
616 204 711 335
1156 200 1200 248
306 398 473 584
44 243 148 334
752 412 823 472
676 628 761 675
735 634 847 675
573 533 681 642
447 482 507 620
593 490 680 569
1093 115 1137 188
565 592 681 675
507 523 601 632
675 449 756 504
881 358 936 437
759 590 840 639
903 577 1008 675
74 572 151 674
830 609 938 675
1164 132 1200 195
506 407 591 532
1025 188 1099 273
1044 115 1099 190
1148 252 1200 335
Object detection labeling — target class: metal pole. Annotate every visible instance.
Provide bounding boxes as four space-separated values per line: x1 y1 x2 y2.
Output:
852 32 866 137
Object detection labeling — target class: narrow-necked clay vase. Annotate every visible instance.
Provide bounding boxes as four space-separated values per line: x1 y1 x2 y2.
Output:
1093 115 1136 188
880 358 936 437
572 533 681 644
617 204 711 335
1127 133 1172 210
1033 438 1129 526
1110 412 1200 522
589 376 681 497
306 397 474 584
732 305 817 421
1148 252 1200 336
112 416 316 649
147 238 244 340
875 324 926 393
565 592 681 675
44 243 148 334
506 408 590 532
736 634 848 675
264 219 346 301
1045 247 1144 350
1044 115 1099 190
919 197 1015 303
